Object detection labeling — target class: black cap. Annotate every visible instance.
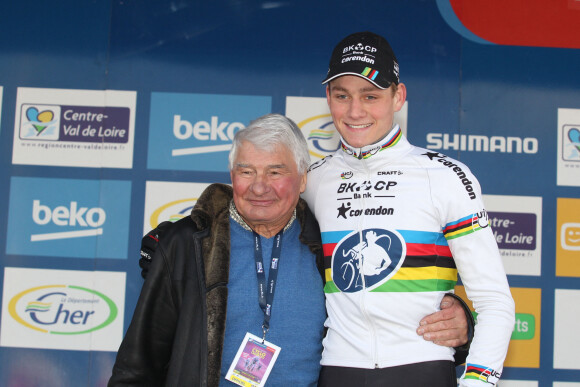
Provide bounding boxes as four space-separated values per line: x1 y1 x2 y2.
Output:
322 31 400 89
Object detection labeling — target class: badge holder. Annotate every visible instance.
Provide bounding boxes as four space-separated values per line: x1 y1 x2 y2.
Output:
225 332 281 387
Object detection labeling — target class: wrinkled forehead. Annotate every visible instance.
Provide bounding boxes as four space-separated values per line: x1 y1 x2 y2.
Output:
233 141 297 170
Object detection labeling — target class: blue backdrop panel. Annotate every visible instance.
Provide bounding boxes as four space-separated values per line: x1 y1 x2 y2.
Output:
0 0 579 386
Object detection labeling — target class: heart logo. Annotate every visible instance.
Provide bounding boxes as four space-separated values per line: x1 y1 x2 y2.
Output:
568 127 580 151
26 107 39 122
568 127 580 143
25 107 54 135
37 110 54 123
26 107 54 123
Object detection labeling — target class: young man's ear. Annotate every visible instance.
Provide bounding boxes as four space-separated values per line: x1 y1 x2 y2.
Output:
394 83 407 112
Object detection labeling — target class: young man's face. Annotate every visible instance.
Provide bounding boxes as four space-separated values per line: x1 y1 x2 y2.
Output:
326 75 406 148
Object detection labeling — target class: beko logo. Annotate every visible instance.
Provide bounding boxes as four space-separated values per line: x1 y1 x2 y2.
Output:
426 133 538 154
31 200 106 241
7 177 131 259
172 115 245 155
147 92 271 172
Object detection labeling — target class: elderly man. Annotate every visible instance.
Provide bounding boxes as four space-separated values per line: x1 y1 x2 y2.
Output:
110 113 471 387
109 114 326 386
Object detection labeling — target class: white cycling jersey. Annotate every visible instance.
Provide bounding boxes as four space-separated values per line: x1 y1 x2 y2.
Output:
302 125 515 386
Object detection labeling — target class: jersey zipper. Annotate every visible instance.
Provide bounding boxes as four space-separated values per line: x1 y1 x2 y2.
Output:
357 154 380 368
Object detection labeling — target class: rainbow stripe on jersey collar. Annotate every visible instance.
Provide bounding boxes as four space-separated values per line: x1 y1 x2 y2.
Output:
340 126 402 159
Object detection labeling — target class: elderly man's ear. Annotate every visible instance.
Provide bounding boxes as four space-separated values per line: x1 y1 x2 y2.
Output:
300 174 307 194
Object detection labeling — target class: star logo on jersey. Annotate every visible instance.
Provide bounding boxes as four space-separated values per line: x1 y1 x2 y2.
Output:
337 202 351 219
423 151 444 160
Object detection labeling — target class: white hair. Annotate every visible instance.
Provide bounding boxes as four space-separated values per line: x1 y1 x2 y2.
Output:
228 113 310 174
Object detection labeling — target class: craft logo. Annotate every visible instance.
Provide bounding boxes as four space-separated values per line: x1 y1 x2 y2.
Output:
1 268 125 351
12 87 136 169
426 133 538 154
332 229 404 292
147 92 271 172
6 177 131 259
562 125 580 162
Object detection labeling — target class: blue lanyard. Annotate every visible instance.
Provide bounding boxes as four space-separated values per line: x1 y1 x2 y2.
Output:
253 230 283 341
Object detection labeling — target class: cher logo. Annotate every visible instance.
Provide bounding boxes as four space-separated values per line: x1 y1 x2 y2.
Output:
8 285 118 335
561 222 580 251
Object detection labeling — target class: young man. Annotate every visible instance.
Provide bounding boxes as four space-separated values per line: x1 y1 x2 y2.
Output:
303 31 515 386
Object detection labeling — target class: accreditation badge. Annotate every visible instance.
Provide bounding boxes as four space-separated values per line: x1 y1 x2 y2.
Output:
225 332 281 387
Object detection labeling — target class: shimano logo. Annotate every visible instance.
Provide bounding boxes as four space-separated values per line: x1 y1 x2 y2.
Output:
31 200 106 241
426 133 538 154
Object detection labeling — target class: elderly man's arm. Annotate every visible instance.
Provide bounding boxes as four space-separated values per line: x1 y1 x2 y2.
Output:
416 293 475 366
109 239 177 386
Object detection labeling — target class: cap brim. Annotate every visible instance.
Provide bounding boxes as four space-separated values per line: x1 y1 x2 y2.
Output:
321 72 390 90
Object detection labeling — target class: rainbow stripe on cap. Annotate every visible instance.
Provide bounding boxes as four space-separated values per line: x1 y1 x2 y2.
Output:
361 67 379 81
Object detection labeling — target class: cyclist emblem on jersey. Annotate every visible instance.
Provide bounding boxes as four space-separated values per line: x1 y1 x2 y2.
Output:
332 228 405 293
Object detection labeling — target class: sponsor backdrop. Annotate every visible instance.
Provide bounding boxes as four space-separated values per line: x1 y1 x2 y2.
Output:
0 0 579 385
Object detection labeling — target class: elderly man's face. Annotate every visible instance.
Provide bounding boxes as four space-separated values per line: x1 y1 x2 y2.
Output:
231 141 306 237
